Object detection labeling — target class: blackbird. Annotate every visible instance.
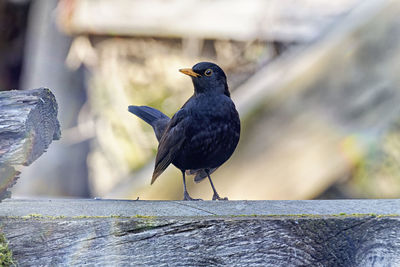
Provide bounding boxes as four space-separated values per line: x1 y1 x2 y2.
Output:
128 62 240 200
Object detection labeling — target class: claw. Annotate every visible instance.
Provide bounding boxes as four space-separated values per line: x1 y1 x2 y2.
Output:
212 194 228 201
183 193 203 201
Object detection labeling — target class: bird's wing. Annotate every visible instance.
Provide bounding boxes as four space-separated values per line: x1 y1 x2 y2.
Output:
151 109 188 184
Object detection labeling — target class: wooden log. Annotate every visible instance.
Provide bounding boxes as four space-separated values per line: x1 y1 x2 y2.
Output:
1 199 400 266
0 88 60 200
0 88 61 166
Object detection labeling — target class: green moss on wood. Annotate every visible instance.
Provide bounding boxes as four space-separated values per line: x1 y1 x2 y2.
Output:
11 214 157 220
0 232 15 267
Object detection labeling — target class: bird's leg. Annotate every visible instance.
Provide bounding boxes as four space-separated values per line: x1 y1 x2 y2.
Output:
181 170 202 201
205 169 228 201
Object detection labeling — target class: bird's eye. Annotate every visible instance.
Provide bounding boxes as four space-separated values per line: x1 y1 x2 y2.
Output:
204 69 213 76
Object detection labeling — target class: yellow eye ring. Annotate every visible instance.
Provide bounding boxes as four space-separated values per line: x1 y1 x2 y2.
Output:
204 69 213 76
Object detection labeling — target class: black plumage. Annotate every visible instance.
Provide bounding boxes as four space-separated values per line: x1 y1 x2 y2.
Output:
129 62 240 200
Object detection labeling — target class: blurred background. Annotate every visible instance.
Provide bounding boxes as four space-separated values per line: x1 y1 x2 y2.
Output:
4 0 400 200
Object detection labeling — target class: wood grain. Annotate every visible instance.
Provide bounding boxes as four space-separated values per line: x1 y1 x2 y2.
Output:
0 88 60 166
1 199 400 266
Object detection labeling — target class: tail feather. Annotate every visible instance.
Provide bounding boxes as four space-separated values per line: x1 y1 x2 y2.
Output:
128 105 170 141
128 105 169 126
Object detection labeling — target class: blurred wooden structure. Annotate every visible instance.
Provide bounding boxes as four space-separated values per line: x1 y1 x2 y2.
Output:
14 0 90 198
2 199 400 266
0 88 60 201
60 0 360 42
57 0 400 200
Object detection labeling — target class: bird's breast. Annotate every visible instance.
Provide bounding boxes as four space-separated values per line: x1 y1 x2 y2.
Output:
173 103 240 170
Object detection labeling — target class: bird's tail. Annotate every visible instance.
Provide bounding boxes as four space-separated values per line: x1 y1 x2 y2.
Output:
128 105 170 141
128 105 169 126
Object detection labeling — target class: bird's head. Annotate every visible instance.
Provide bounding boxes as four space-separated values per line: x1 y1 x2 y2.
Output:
179 62 230 97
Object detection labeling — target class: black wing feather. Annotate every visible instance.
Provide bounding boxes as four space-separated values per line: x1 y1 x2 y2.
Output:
151 109 188 184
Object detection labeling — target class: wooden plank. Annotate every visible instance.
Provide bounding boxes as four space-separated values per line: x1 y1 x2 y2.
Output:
58 0 360 42
1 199 400 266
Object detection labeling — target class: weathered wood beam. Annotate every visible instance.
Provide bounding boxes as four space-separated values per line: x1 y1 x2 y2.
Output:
1 199 399 266
0 88 60 200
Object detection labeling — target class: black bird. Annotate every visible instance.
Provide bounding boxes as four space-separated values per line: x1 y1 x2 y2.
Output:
128 62 240 200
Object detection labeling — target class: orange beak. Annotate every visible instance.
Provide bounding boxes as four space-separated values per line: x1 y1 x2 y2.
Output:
179 68 200 77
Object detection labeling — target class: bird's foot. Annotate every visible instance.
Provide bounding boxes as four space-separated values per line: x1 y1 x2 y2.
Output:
212 194 228 201
183 193 203 201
